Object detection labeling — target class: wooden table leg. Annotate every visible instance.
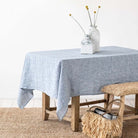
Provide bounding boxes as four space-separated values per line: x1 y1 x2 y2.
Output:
42 92 50 121
135 94 138 115
71 96 80 132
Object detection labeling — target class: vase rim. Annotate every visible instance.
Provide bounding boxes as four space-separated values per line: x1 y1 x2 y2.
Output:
90 25 97 28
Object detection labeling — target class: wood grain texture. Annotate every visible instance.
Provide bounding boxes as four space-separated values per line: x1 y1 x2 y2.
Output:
49 99 106 111
42 93 50 121
135 94 138 115
71 96 80 132
124 115 138 121
104 94 109 108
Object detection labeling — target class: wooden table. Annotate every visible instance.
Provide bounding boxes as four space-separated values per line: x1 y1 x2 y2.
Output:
17 47 138 132
42 93 105 131
42 93 138 132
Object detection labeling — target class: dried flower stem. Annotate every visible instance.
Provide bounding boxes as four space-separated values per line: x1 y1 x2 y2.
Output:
87 9 93 26
94 6 101 26
94 11 96 26
86 6 93 26
69 14 86 35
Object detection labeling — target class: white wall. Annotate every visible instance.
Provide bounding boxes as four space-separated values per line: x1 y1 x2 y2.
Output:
0 0 138 99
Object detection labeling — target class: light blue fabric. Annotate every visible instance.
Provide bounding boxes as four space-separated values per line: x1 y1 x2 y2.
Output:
17 46 138 120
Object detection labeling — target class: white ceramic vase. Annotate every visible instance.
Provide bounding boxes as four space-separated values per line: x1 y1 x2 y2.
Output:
81 26 100 54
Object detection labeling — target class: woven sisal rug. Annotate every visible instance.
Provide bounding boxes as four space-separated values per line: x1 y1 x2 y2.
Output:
0 108 138 138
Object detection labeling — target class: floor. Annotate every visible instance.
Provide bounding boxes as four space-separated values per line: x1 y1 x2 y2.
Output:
0 94 137 138
0 108 138 138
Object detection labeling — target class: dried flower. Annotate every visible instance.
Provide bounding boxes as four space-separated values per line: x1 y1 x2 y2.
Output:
94 6 101 26
69 14 86 35
98 6 101 8
85 5 89 10
85 5 92 26
69 4 101 31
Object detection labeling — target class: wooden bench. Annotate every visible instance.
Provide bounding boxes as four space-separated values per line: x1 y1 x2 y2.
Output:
102 82 138 121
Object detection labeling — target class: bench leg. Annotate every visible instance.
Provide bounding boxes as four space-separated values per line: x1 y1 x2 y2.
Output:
71 96 80 132
135 94 138 115
42 92 50 121
104 94 110 108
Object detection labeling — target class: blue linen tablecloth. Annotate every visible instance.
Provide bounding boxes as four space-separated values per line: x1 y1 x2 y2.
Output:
18 46 138 120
